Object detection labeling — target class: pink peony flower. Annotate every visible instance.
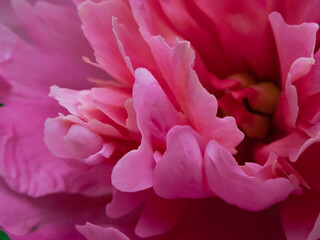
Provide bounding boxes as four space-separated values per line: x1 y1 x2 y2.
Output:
1 0 320 240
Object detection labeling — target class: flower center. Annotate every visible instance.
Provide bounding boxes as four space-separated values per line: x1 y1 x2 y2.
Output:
210 73 281 139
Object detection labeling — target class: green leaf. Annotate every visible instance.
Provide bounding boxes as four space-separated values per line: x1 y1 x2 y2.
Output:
0 230 11 240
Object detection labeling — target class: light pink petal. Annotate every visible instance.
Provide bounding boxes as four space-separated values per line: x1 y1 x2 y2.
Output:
91 87 130 127
77 223 129 240
260 130 320 163
154 125 211 199
145 37 244 152
204 140 296 211
63 124 104 161
112 68 185 192
112 16 159 76
270 12 318 129
44 116 74 159
135 193 186 238
133 68 184 144
106 189 148 219
128 0 178 44
49 85 82 117
111 139 154 192
281 190 320 240
78 0 133 85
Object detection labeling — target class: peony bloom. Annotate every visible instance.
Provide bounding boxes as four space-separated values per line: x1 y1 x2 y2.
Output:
1 0 320 240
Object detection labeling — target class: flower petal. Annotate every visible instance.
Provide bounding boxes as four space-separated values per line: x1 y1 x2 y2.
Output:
77 223 130 240
204 140 296 211
154 125 211 199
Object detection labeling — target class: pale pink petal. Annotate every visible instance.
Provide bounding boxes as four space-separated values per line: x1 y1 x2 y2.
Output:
112 67 185 192
111 139 154 192
154 125 211 199
204 140 296 211
91 87 130 127
145 37 244 152
63 124 104 161
78 0 133 85
112 16 158 75
270 12 318 129
132 68 184 144
44 117 74 159
77 223 129 240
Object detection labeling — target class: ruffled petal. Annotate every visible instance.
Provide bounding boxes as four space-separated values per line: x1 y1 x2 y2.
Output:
204 140 296 211
154 125 211 199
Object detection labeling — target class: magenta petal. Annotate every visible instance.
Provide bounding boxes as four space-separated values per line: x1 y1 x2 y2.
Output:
281 191 320 240
135 193 186 238
204 140 296 211
106 189 148 218
77 223 129 240
154 125 211 199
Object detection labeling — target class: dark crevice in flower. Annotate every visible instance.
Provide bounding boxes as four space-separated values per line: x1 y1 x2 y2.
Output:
242 98 271 117
0 103 4 107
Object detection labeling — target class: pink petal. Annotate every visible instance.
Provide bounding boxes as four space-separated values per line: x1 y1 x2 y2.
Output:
281 190 320 240
133 68 184 144
106 189 148 219
112 68 184 192
194 0 279 80
135 193 186 238
78 0 133 85
63 124 104 161
0 179 109 239
111 139 155 192
204 140 296 211
270 12 319 129
154 125 211 199
77 223 129 240
91 87 130 127
145 37 244 153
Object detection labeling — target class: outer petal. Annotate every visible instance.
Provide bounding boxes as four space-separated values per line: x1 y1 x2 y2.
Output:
0 179 109 239
281 190 320 240
106 189 148 219
204 140 297 211
154 125 211 199
77 223 129 240
135 193 186 238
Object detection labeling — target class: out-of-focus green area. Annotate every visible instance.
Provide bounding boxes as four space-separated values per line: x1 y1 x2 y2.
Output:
0 230 10 240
